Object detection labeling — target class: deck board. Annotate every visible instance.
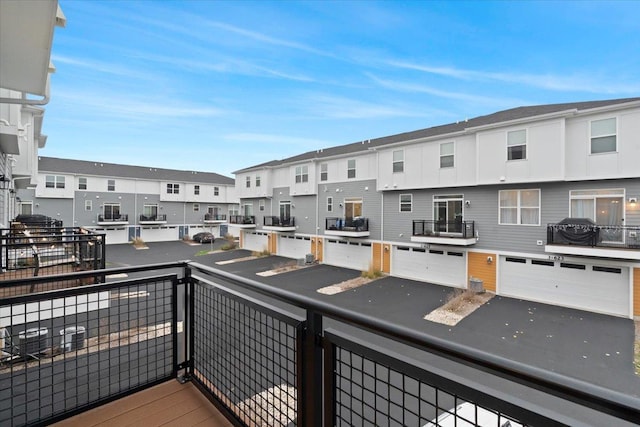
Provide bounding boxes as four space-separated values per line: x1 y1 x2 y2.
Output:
51 380 234 427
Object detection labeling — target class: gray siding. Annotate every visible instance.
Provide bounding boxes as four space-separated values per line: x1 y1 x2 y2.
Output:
290 194 316 234
319 179 381 240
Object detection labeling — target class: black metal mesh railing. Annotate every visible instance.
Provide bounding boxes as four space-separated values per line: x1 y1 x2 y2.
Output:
0 275 177 426
191 278 303 426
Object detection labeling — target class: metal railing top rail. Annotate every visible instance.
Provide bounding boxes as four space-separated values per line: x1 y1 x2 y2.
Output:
186 261 640 424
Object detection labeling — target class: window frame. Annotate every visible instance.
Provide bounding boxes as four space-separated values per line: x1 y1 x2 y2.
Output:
507 129 527 161
194 185 200 195
214 186 219 196
590 117 617 154
256 176 261 187
259 200 265 211
193 203 200 212
107 179 115 192
320 163 328 181
498 189 541 226
166 183 180 194
295 165 308 183
440 142 455 168
392 150 404 173
245 176 251 188
46 175 65 189
399 194 412 212
327 196 333 212
84 200 92 211
78 177 87 190
347 159 356 179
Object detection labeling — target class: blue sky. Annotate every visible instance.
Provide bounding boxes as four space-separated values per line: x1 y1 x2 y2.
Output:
44 0 640 177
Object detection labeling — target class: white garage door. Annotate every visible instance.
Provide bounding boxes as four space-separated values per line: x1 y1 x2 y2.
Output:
392 246 466 287
324 240 371 271
141 226 179 243
243 231 269 252
500 256 630 317
278 235 311 260
98 228 128 245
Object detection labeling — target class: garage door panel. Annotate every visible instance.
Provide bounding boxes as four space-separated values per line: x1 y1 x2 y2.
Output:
141 227 179 242
278 236 310 259
500 257 629 317
392 247 466 287
324 240 371 271
244 232 269 252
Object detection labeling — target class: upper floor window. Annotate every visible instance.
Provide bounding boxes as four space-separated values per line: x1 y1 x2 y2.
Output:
399 194 412 212
167 183 179 194
85 200 92 211
46 175 65 189
327 196 333 212
256 176 261 187
590 118 616 154
259 200 265 211
295 165 308 183
78 177 87 190
245 176 251 188
194 185 200 195
107 179 115 192
347 159 356 179
507 130 527 160
393 150 404 173
440 142 455 168
499 189 540 226
214 186 219 196
193 203 200 212
320 163 328 181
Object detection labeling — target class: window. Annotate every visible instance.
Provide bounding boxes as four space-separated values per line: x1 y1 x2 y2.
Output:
499 189 540 225
166 183 179 194
347 159 356 179
259 200 265 211
295 165 308 183
399 194 412 212
327 196 333 212
344 197 363 219
78 177 87 190
440 142 454 168
320 163 328 181
256 176 261 187
393 150 404 173
570 188 624 243
103 203 120 220
229 205 239 216
193 203 200 212
107 179 115 192
507 130 527 160
591 118 616 154
214 186 219 196
194 185 200 195
19 201 33 215
46 175 65 189
85 200 92 211
246 176 251 188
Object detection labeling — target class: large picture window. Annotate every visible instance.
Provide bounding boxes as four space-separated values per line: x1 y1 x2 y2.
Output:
499 189 540 225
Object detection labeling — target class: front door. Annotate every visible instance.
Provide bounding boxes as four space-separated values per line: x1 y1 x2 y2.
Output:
434 195 463 233
104 203 120 220
571 189 624 243
280 201 291 221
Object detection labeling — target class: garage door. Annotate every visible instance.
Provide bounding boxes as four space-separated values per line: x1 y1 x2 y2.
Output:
392 246 466 287
500 256 630 317
141 226 179 242
278 235 311 260
324 240 371 271
96 227 128 245
243 231 269 252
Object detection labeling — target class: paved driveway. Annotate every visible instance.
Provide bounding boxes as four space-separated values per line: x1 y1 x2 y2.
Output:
106 242 639 398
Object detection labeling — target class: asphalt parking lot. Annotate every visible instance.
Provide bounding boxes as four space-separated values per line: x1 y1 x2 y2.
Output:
106 240 639 399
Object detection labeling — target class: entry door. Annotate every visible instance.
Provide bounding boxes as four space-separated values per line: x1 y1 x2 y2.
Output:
344 198 362 220
104 203 120 220
280 201 291 220
434 195 463 233
143 205 158 218
571 190 624 243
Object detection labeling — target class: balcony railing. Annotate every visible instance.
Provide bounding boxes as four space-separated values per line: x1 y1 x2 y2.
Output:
263 216 295 227
138 214 167 223
204 213 226 222
412 220 476 246
325 217 369 237
547 223 640 249
97 214 128 224
0 263 637 426
229 215 255 225
0 226 105 284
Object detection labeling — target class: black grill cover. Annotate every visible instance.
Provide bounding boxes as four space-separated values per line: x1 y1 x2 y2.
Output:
551 218 599 245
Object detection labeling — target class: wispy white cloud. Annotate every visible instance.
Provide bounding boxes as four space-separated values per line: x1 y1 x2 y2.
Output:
52 54 160 81
386 60 640 94
223 132 331 147
303 94 436 120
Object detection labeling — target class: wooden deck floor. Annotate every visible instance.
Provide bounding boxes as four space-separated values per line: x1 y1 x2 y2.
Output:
51 380 234 427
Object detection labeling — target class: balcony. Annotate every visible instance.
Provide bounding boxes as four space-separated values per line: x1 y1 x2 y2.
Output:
97 214 129 226
411 220 477 246
263 216 296 231
203 213 227 224
546 219 640 260
325 217 369 237
0 263 636 426
138 214 167 225
228 215 256 228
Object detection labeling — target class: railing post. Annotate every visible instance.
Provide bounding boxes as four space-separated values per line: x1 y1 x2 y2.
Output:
301 310 323 426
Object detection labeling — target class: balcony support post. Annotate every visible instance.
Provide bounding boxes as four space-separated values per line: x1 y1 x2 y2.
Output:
300 310 323 426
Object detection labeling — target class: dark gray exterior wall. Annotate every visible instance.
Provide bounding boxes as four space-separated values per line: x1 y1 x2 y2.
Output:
383 177 640 254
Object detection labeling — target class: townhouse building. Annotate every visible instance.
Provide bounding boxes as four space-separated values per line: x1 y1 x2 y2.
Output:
234 98 640 319
17 157 238 244
0 1 65 227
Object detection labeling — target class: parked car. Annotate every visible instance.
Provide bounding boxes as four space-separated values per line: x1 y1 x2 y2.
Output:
192 232 214 243
424 402 522 427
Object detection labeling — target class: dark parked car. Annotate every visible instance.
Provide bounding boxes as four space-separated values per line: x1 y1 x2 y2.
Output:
192 232 214 243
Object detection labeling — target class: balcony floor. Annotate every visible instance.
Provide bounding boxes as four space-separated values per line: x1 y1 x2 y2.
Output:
52 380 233 427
